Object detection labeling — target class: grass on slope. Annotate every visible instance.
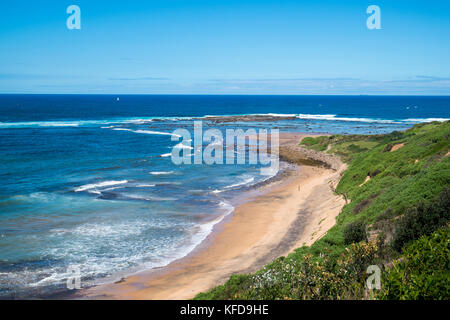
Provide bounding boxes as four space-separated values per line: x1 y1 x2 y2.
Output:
195 121 450 300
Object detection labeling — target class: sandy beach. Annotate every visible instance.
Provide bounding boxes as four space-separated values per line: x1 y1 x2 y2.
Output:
81 133 347 300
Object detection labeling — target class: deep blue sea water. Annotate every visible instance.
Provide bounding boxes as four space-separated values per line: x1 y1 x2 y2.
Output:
0 94 448 298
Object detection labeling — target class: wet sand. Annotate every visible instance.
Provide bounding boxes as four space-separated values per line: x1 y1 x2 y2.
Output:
80 133 346 300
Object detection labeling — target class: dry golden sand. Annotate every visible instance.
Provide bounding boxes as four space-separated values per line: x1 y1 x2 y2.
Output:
390 143 404 152
81 133 346 300
359 176 371 187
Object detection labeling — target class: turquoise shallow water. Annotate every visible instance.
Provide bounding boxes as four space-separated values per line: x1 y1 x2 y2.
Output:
0 94 448 298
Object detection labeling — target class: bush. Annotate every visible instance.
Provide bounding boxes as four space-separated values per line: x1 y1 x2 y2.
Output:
245 242 378 300
347 144 368 154
301 137 318 146
300 136 329 151
344 221 367 244
391 187 450 252
378 228 450 300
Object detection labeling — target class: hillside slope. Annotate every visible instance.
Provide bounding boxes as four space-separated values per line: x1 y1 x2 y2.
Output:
195 121 450 300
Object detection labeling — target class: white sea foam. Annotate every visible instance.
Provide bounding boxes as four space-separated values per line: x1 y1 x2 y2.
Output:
126 194 178 201
29 270 71 287
190 201 234 244
225 176 255 189
133 129 181 137
124 119 154 124
296 114 399 123
212 175 256 193
251 113 298 117
95 201 235 285
1 112 446 130
218 200 235 215
401 118 449 123
111 128 133 131
178 201 234 265
111 127 181 138
296 113 337 120
160 153 172 157
154 181 182 185
12 198 237 293
101 186 124 192
149 171 174 175
0 119 123 128
77 223 144 237
135 183 156 188
0 121 80 128
202 113 402 124
74 180 128 192
0 117 164 129
173 143 194 150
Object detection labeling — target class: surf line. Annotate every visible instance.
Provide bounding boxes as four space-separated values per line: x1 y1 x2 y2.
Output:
169 121 279 176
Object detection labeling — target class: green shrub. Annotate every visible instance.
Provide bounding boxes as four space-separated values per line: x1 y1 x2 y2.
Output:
344 221 367 244
378 228 450 300
214 242 379 300
347 144 368 154
300 136 329 151
391 187 450 252
301 137 319 146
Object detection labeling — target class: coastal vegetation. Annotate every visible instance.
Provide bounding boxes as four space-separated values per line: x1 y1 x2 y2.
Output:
195 121 450 300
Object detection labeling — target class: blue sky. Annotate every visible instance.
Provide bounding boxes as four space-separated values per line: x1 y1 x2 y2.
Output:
0 0 449 94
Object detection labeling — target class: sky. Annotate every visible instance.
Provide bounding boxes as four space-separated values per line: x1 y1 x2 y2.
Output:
0 0 449 94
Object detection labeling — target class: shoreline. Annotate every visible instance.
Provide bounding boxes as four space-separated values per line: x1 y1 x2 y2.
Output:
79 133 347 300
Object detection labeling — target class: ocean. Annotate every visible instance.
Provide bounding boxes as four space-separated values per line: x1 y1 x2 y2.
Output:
0 94 448 298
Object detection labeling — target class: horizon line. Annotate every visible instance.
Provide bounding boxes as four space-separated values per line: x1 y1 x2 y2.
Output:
1 93 450 97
